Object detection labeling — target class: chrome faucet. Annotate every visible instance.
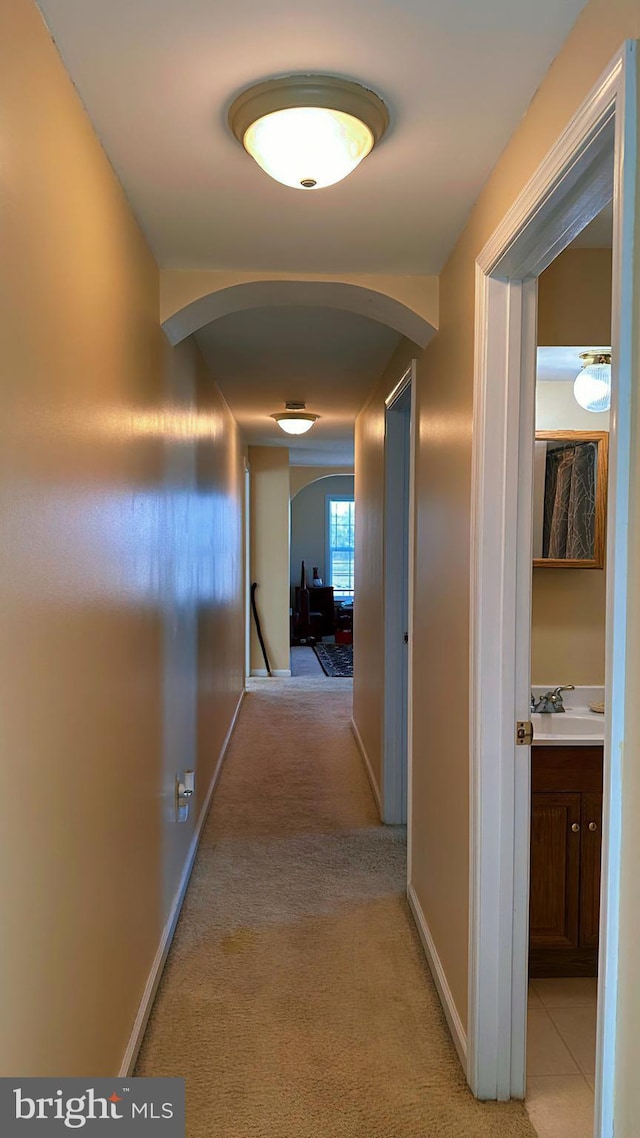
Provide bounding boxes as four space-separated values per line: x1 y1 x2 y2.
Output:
532 685 575 713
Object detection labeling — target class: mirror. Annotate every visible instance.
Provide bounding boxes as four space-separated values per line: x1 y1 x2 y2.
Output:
533 431 608 568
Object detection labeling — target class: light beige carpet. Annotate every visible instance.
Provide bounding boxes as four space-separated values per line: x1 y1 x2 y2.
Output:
136 680 537 1138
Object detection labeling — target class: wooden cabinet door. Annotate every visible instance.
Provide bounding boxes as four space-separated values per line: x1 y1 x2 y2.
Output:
530 792 581 948
580 792 603 949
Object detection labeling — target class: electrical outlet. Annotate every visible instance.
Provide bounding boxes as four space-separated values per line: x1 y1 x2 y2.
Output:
175 770 195 823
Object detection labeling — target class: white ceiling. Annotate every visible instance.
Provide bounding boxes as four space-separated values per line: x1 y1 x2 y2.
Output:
37 0 588 465
196 306 401 464
37 0 587 274
537 346 611 383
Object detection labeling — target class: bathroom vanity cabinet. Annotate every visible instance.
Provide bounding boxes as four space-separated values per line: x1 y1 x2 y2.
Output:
529 745 603 978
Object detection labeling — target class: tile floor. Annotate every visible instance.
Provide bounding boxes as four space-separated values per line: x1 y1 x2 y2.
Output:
526 977 597 1138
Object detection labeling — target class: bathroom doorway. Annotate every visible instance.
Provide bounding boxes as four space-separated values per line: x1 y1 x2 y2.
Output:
467 43 637 1138
525 210 612 1138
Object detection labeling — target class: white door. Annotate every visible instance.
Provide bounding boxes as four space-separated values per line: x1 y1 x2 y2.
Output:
383 364 416 826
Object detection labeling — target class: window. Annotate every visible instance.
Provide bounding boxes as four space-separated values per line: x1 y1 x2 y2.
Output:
327 497 355 598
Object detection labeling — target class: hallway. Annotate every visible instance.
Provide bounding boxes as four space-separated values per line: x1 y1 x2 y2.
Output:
136 679 536 1137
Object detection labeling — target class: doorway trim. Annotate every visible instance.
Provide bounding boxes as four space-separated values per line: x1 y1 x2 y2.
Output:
382 361 417 827
468 41 636 1136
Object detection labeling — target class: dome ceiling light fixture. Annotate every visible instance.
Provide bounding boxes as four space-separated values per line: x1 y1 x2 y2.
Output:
228 75 389 190
271 401 319 436
573 350 612 413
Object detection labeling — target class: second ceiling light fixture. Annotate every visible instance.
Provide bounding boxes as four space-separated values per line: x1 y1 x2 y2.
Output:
271 402 319 436
228 74 389 190
573 350 612 413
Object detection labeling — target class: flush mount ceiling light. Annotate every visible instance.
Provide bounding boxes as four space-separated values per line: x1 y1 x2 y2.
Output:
228 75 389 190
271 402 319 435
573 350 612 412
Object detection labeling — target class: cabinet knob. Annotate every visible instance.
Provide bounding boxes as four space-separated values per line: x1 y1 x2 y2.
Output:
571 822 580 832
588 821 598 832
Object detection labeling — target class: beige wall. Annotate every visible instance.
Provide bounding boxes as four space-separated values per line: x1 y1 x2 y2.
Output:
249 447 291 673
354 0 640 1079
355 315 472 1013
290 465 354 498
538 248 613 346
531 570 607 684
410 255 475 1019
0 0 244 1076
191 347 246 824
354 342 414 796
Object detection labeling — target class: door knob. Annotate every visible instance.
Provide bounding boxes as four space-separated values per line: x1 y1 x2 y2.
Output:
571 822 580 832
588 821 598 832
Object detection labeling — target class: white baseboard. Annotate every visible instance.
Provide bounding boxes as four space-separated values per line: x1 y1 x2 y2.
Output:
119 688 246 1077
407 882 468 1071
350 717 382 816
250 668 291 677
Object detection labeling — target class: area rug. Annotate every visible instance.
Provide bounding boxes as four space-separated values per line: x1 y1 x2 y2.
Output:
313 641 353 677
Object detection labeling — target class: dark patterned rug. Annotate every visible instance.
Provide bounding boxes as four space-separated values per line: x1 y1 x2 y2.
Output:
313 642 353 678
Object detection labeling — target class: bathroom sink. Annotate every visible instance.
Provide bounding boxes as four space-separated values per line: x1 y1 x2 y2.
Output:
530 687 605 744
531 711 604 742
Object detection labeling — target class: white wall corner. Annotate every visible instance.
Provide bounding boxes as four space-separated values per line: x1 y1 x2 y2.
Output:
350 717 382 816
407 882 468 1071
118 688 246 1077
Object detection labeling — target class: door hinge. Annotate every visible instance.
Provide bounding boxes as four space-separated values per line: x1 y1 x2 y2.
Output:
516 720 534 746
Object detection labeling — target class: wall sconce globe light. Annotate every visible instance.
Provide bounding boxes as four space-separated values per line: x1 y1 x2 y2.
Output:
271 402 319 436
573 351 612 413
228 75 389 190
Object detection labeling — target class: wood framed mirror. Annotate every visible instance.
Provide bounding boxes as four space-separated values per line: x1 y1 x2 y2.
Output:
533 430 608 569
